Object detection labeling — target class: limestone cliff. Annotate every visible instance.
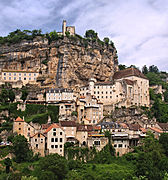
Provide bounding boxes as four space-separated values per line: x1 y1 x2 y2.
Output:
0 35 118 89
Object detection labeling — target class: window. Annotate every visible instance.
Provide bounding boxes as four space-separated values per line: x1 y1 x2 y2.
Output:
9 73 11 76
19 73 21 76
55 138 58 142
4 73 6 76
114 144 117 147
60 145 62 148
38 134 40 137
28 128 30 131
51 138 54 142
106 96 108 98
36 144 38 148
24 78 26 80
53 132 56 136
19 128 21 130
19 123 21 125
102 96 103 98
19 77 21 80
53 128 56 131
41 139 43 143
24 73 26 76
29 73 31 76
60 138 62 142
97 96 99 98
14 77 16 80
14 73 16 76
60 132 62 135
51 145 54 148
97 92 99 94
106 91 108 94
94 141 100 145
9 77 11 80
4 77 6 80
118 144 122 148
102 92 103 94
110 96 112 98
55 145 58 148
35 139 37 142
29 78 31 80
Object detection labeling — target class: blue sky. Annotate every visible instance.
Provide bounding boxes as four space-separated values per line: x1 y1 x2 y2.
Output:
1 0 168 71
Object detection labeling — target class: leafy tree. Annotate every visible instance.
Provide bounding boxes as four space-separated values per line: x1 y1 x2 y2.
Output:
159 133 168 156
12 135 33 163
0 89 9 103
85 30 98 39
21 176 38 180
149 65 159 73
4 158 12 173
21 88 28 102
8 89 15 102
118 64 126 70
142 65 148 74
36 154 68 180
103 37 109 45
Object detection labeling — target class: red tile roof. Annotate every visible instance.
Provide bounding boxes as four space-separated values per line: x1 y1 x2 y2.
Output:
41 124 51 129
140 128 147 133
149 127 163 133
158 123 168 131
60 121 77 127
30 132 46 138
127 123 141 131
44 124 61 133
124 79 135 86
15 117 24 122
113 68 148 80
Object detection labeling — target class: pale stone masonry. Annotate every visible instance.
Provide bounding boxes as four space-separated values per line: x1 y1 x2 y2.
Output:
76 93 103 125
80 68 150 108
1 69 39 85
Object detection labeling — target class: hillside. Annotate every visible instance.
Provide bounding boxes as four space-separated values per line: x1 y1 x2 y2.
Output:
0 30 118 89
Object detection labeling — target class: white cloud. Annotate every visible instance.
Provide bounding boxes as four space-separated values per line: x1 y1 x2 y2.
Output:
0 0 168 71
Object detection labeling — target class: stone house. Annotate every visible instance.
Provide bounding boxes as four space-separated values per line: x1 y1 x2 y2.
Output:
1 69 39 86
44 124 66 156
76 93 103 125
30 132 46 157
59 121 77 143
80 68 150 109
57 20 75 36
46 88 75 103
87 133 108 151
13 117 37 141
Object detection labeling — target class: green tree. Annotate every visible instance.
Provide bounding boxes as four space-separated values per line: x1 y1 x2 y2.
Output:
159 133 168 156
4 158 12 173
85 30 98 39
142 65 148 74
36 154 68 180
118 64 127 70
103 37 109 45
12 135 33 163
149 65 159 73
8 89 15 102
21 88 28 102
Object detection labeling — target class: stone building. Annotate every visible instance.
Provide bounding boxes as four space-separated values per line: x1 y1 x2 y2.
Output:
44 123 66 156
30 132 46 157
76 93 103 125
57 20 75 36
46 88 75 102
1 69 39 86
13 117 37 141
80 68 150 108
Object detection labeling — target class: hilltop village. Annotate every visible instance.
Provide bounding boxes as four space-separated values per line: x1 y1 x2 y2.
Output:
0 21 168 159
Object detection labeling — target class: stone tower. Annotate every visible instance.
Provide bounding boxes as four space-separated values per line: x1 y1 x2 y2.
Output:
62 20 66 36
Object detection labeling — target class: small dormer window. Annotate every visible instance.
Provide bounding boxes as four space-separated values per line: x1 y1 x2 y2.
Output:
53 128 56 131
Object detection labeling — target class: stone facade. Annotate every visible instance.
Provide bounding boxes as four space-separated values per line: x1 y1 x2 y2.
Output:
80 68 150 108
1 69 39 86
44 124 66 156
76 93 103 125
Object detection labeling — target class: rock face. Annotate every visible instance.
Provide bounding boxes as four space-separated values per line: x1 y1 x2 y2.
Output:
0 36 118 89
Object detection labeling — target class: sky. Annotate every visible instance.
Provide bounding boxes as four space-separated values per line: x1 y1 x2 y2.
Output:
0 0 168 71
